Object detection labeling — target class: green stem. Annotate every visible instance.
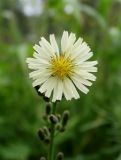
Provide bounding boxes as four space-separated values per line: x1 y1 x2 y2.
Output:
48 102 57 160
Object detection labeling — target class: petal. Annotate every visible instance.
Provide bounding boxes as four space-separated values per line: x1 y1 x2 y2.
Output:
81 61 98 67
74 52 93 64
39 37 55 56
75 71 97 81
29 69 51 80
39 77 56 96
27 63 50 70
71 42 90 60
32 74 50 87
33 44 41 54
80 66 97 72
61 31 69 53
33 44 50 57
63 84 71 100
26 57 49 65
52 78 63 102
63 77 79 100
71 76 89 94
71 74 92 86
50 34 59 56
64 33 76 57
33 51 50 60
72 38 83 50
45 77 58 98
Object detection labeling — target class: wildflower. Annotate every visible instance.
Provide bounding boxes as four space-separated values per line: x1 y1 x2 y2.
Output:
26 31 97 102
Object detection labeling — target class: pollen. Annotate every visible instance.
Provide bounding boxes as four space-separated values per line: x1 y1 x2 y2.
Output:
50 54 73 79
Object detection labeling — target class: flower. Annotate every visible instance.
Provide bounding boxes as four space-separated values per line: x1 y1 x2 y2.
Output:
26 31 98 102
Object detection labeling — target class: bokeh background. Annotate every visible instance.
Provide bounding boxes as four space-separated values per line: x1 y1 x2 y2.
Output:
0 0 121 160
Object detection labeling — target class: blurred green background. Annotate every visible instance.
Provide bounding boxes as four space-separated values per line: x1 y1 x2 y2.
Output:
0 0 121 160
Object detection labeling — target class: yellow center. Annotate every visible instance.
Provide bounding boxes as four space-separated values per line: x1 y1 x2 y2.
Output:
50 55 73 79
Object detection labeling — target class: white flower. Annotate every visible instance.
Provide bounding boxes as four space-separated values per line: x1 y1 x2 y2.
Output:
26 31 98 102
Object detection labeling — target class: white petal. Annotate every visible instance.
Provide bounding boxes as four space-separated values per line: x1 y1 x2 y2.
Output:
75 71 96 81
63 80 72 100
71 42 90 60
71 74 92 86
80 66 97 72
61 31 69 53
39 77 56 95
64 33 76 56
52 79 59 102
74 52 93 64
50 34 59 56
63 77 79 100
27 63 50 70
66 78 80 99
33 44 41 54
61 33 76 54
71 76 89 94
52 79 63 102
56 80 63 100
33 45 50 57
33 52 50 60
32 75 50 87
29 70 43 78
45 77 57 98
39 37 55 55
84 72 96 81
81 61 98 67
29 69 51 80
26 57 49 65
72 38 83 50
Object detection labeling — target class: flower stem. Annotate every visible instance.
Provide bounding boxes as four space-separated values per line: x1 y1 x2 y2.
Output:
48 102 57 160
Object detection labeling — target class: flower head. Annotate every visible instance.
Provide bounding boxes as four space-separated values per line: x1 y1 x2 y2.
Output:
26 31 98 102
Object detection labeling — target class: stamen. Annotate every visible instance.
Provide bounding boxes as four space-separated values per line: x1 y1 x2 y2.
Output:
50 54 73 79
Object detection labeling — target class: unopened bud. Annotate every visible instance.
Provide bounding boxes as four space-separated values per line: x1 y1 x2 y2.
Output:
45 102 51 115
56 114 61 121
60 126 65 132
56 152 64 160
49 114 58 124
43 126 50 136
62 110 70 127
56 124 65 132
56 123 62 130
38 128 45 141
44 137 50 144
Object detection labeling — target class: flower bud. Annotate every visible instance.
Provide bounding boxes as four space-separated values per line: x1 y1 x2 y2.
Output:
49 114 58 124
59 126 65 132
44 137 50 144
56 152 64 160
43 126 50 136
45 102 51 115
62 110 70 127
56 114 61 121
56 123 62 131
38 128 45 141
56 123 65 132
